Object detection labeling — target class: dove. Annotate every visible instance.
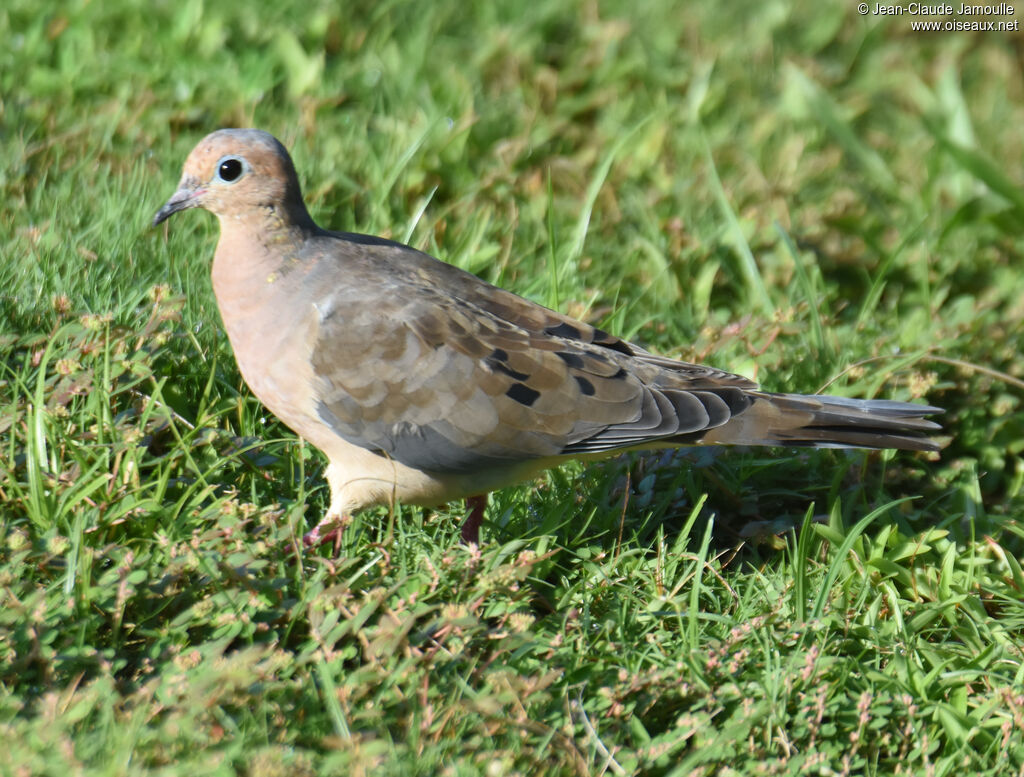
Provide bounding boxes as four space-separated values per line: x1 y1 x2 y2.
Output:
153 129 941 546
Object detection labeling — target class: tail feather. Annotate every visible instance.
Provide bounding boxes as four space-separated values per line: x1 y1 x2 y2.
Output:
698 392 942 452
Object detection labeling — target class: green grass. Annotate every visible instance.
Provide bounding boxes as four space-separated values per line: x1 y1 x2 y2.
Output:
3 0 1024 773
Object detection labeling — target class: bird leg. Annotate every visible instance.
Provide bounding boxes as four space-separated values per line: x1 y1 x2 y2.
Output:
462 494 488 544
302 512 350 550
303 496 489 549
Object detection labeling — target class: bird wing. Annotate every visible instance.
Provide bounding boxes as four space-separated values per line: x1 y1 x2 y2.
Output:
306 236 756 474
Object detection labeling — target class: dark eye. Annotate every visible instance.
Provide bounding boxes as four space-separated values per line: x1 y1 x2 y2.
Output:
216 157 244 183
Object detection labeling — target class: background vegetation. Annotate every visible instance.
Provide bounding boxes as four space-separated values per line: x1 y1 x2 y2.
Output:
3 0 1024 774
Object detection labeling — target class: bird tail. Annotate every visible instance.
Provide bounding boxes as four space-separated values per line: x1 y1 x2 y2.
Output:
698 393 942 452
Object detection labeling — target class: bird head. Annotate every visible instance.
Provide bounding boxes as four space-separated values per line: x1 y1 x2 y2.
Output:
153 128 311 228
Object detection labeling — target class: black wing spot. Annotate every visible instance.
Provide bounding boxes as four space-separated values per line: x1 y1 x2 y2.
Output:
490 348 509 362
545 322 581 340
555 351 585 369
575 376 596 396
593 328 634 355
489 360 531 381
506 383 541 406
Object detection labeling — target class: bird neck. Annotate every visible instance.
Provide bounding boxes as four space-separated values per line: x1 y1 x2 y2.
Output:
277 189 319 234
211 211 314 303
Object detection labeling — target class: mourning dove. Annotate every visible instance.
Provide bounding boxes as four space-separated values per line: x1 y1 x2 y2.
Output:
154 129 941 546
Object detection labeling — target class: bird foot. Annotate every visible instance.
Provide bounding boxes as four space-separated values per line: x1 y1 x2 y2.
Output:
303 514 350 550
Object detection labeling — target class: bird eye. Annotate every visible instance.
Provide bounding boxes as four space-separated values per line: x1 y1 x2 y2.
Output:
215 156 245 183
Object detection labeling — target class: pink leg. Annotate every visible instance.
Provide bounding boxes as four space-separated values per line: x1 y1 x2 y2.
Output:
303 514 348 550
462 494 488 544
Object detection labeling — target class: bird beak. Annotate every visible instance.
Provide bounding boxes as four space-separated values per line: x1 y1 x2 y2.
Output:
152 182 202 227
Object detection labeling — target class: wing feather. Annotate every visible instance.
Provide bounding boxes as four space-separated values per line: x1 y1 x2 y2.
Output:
304 239 754 473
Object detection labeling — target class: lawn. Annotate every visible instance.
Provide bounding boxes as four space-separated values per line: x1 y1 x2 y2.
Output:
3 0 1024 774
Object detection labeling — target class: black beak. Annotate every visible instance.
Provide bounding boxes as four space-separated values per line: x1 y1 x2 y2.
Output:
153 186 199 227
